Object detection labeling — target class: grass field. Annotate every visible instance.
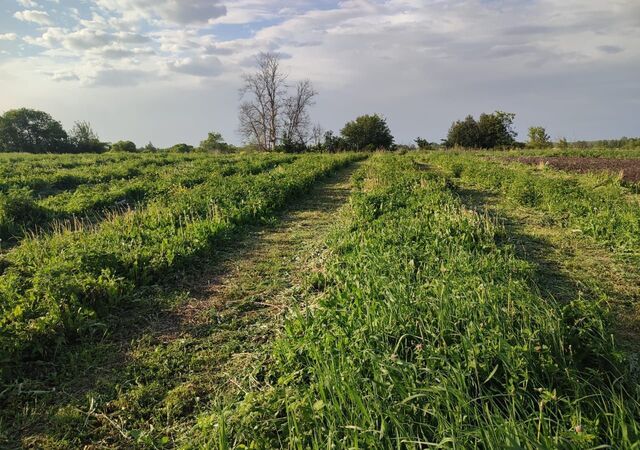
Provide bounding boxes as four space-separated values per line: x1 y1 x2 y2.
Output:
1 150 639 448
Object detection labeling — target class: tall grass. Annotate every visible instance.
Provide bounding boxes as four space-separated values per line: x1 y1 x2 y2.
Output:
0 153 296 243
429 152 640 258
196 154 640 449
0 153 363 377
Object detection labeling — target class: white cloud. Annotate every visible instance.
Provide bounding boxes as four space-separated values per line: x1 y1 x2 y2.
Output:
13 9 52 25
17 0 39 7
166 55 223 77
95 0 227 25
49 71 79 81
86 67 153 87
25 27 99 50
0 33 19 41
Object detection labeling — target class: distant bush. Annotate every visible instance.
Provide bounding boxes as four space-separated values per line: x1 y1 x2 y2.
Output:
142 142 158 152
446 115 480 148
110 140 137 152
563 137 640 149
69 121 108 153
414 137 435 150
527 126 553 148
198 132 234 153
321 131 347 153
168 143 195 153
557 137 569 149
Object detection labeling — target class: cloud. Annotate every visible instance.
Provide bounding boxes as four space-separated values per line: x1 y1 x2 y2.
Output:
95 0 227 25
49 71 80 81
116 32 150 44
25 27 152 54
86 68 152 87
0 33 19 41
204 44 234 56
98 45 154 59
166 56 224 77
598 45 624 54
17 0 39 7
13 9 52 25
25 27 111 50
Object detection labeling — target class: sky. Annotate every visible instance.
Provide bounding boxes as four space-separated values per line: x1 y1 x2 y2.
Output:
0 0 639 147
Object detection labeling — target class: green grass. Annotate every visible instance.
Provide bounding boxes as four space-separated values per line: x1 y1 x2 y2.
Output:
2 151 639 449
476 147 640 159
0 159 361 449
195 153 640 448
427 151 640 259
0 153 363 379
0 153 296 244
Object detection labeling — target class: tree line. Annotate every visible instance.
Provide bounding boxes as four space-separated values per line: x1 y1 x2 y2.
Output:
0 108 237 154
0 105 395 154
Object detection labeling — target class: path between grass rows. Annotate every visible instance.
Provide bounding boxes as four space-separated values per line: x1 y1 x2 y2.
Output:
12 162 362 449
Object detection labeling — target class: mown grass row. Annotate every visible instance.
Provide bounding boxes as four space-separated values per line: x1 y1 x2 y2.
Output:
196 153 639 448
0 153 362 378
0 152 199 196
0 154 295 244
428 152 640 259
38 154 295 214
480 148 640 159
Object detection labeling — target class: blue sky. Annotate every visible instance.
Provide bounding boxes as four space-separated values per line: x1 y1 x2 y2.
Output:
0 0 639 146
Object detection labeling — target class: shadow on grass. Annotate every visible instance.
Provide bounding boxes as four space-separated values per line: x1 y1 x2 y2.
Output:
453 185 588 305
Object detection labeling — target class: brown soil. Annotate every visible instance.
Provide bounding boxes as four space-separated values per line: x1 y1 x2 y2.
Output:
504 156 640 182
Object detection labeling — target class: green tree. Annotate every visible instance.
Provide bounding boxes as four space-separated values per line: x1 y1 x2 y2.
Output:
414 137 433 150
0 108 69 153
478 111 517 148
322 131 345 153
110 140 137 152
447 111 517 148
340 114 394 150
446 115 481 148
528 126 552 148
168 143 194 153
69 121 107 153
143 142 157 152
199 132 232 153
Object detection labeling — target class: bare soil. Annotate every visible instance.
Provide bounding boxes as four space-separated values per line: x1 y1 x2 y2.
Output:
504 156 640 182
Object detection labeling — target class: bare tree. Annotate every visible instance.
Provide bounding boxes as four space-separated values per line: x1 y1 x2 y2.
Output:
239 52 287 151
283 80 317 146
311 123 324 147
238 52 317 151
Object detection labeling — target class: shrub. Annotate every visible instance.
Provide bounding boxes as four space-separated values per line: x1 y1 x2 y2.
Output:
528 126 553 148
110 140 137 152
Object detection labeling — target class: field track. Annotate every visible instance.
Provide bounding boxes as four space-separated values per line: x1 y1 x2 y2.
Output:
3 161 362 448
152 161 360 345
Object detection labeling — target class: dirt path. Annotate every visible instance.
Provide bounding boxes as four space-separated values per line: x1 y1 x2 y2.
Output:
155 161 360 343
13 162 363 449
